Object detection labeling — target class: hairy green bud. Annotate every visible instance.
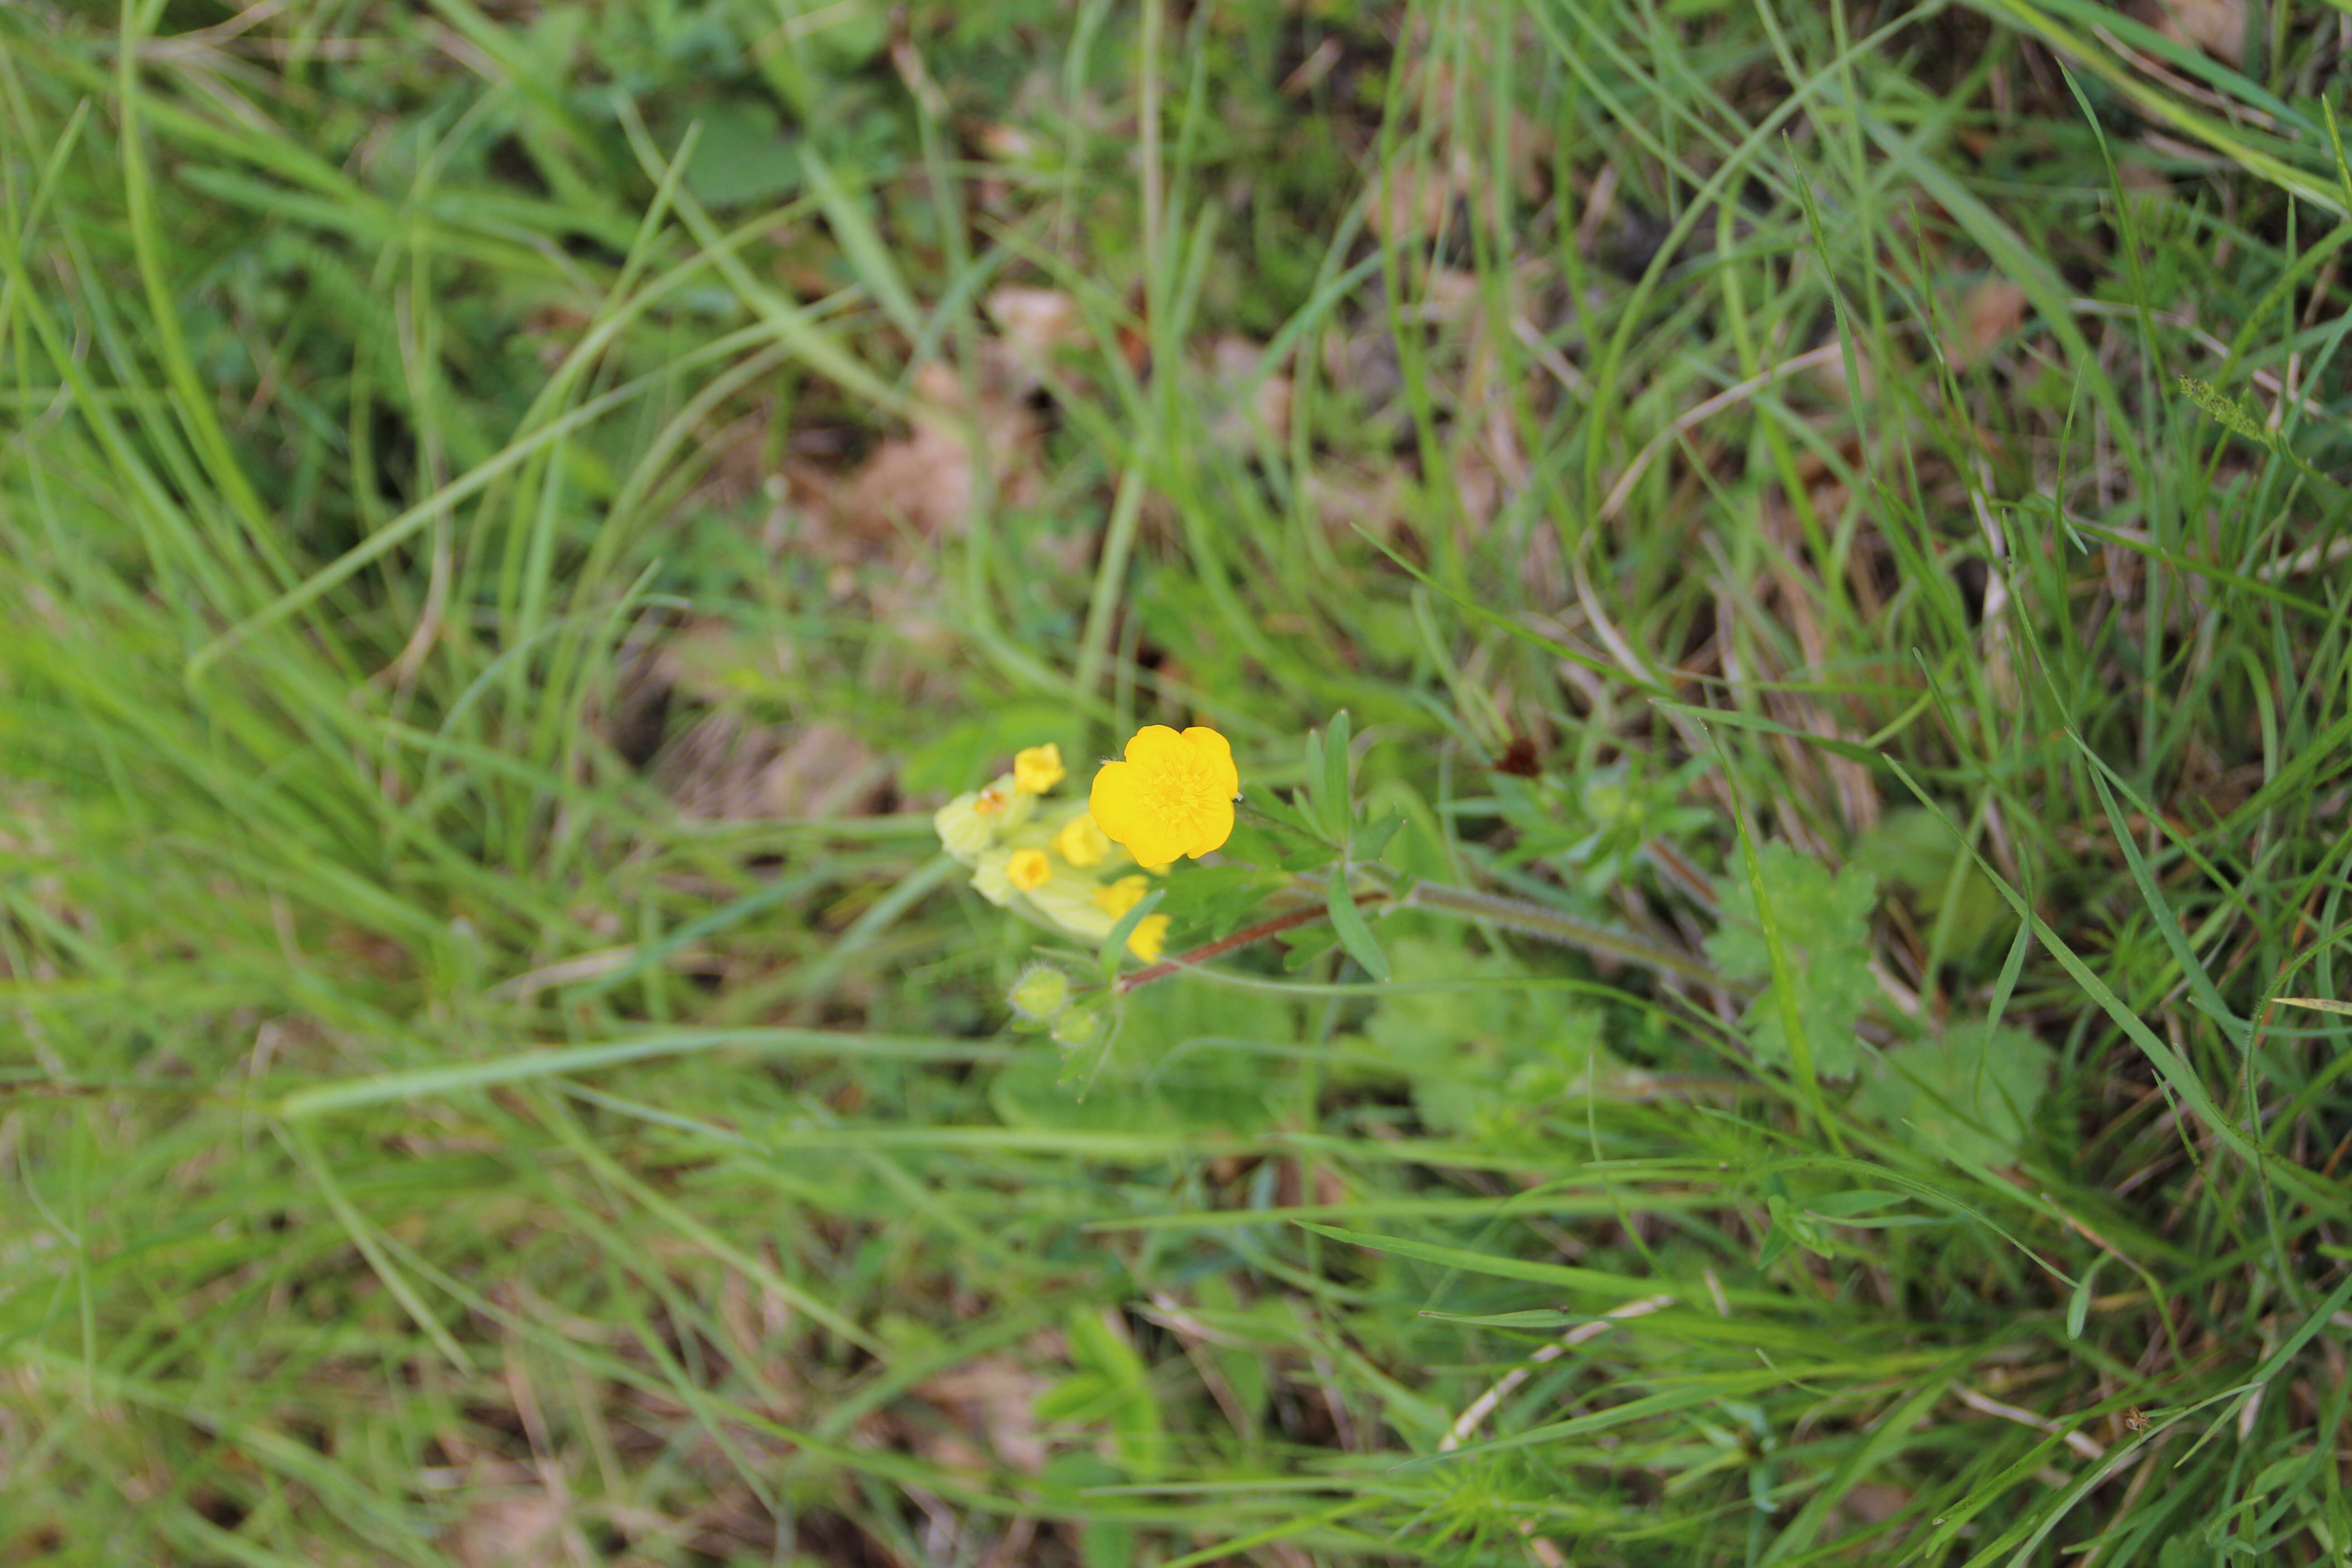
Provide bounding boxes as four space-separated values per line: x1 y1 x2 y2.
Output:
1008 963 1072 1020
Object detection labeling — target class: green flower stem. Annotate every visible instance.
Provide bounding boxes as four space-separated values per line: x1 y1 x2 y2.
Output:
1400 880 1722 989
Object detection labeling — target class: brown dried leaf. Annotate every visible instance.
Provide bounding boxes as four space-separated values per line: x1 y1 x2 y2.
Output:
1951 280 2027 367
1202 335 1292 453
986 286 1087 381
657 717 886 822
2144 0 2243 63
442 1491 579 1568
914 1356 1054 1474
828 362 1039 547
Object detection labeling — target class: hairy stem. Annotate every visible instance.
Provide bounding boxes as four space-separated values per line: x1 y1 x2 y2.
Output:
1112 875 1718 995
1401 881 1720 988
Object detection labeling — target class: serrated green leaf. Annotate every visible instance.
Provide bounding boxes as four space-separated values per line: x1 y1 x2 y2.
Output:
1152 865 1286 940
1706 843 1877 1079
1362 936 1609 1133
1849 1021 2053 1166
1279 838 1339 872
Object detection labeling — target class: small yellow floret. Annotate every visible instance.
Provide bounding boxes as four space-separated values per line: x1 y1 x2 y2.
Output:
972 786 1008 815
1093 875 1151 919
1127 914 1169 963
1006 848 1052 891
1052 812 1113 868
1088 725 1239 865
1013 743 1066 794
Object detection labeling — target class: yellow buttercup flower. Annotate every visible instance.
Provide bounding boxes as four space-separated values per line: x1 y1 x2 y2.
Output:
1051 811 1112 868
1006 848 1052 891
1088 725 1238 865
1013 743 1067 794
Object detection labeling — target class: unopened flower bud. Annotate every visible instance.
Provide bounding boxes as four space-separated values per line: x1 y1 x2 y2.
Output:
1008 964 1072 1020
1050 1004 1101 1047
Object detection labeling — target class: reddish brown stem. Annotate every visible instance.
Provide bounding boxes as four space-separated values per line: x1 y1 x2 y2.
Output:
1114 896 1382 994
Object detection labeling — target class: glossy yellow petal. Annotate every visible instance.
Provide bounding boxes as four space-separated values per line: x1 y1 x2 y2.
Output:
1013 743 1066 794
1051 811 1112 868
1126 914 1169 963
1179 726 1239 796
1088 759 1148 842
1121 725 1189 768
1090 725 1240 864
1092 875 1151 919
1125 820 1195 868
1182 795 1235 858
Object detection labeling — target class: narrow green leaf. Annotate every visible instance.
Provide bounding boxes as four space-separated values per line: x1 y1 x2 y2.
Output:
2078 750 2249 1044
799 143 923 338
1351 524 1661 692
1297 1222 1698 1302
1356 808 1405 862
1325 880 1390 981
1099 887 1165 982
1323 710 1354 840
1302 727 1331 839
279 1029 1009 1117
1886 761 2284 1183
2068 1262 2101 1342
2273 996 2352 1017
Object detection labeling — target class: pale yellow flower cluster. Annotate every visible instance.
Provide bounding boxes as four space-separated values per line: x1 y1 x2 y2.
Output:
932 744 1169 962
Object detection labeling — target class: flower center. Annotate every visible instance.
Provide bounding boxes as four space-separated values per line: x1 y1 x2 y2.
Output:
1141 760 1214 827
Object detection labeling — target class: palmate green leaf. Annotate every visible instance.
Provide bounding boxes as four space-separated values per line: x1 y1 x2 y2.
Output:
1151 864 1288 941
1849 1022 2053 1166
1360 936 1607 1133
1705 843 1877 1078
